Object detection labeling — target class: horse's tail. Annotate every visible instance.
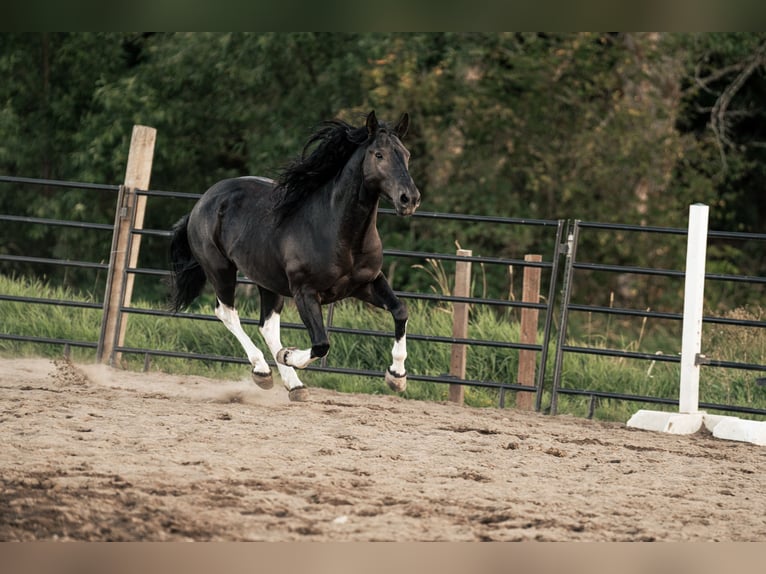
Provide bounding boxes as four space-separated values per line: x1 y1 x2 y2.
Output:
169 214 207 312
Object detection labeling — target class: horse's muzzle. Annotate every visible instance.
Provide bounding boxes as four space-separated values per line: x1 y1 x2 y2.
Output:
395 187 421 216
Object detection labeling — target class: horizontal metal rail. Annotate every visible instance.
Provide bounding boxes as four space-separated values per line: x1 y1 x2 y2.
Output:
121 306 544 353
0 175 120 192
385 248 554 268
0 214 113 231
559 345 681 363
553 386 766 417
0 333 97 349
558 345 766 372
380 208 561 227
0 294 103 310
567 303 766 328
0 254 108 270
695 356 766 372
578 220 766 241
135 188 201 200
574 262 766 284
394 291 547 309
573 262 685 277
577 221 688 235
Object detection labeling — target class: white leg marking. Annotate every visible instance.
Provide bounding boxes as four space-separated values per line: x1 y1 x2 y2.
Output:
215 301 270 374
389 335 407 377
280 348 315 369
259 312 304 390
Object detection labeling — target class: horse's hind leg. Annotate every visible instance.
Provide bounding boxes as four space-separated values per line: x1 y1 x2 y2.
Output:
209 267 274 389
215 301 274 389
257 288 309 402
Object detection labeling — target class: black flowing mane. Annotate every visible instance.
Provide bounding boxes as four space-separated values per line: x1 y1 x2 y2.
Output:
274 119 369 221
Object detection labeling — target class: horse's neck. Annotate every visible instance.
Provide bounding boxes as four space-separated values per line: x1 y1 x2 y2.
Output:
330 151 380 242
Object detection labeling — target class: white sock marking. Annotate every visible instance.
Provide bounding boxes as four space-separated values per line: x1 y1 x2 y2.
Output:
215 301 270 374
389 328 407 376
281 348 315 369
259 312 305 390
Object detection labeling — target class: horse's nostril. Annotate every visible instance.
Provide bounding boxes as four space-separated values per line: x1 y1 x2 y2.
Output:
400 194 409 204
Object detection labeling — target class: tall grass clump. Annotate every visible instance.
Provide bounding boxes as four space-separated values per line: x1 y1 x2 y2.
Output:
700 305 766 417
549 304 766 421
0 274 102 362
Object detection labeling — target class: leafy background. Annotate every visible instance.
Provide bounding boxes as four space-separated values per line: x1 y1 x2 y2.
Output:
1 33 765 304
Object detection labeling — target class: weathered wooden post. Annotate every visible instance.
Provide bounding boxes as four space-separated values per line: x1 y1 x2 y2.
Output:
449 248 472 404
516 254 542 410
97 125 156 365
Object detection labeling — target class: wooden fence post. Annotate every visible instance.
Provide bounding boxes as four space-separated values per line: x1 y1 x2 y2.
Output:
449 249 472 404
516 254 542 410
97 125 156 365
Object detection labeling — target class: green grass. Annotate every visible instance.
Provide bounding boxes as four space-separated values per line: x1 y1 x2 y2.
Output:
2 273 765 420
551 306 766 420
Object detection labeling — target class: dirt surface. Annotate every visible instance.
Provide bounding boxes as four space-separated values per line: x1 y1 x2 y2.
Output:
1 357 765 541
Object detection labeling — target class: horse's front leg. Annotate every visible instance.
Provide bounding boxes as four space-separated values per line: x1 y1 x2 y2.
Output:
275 287 329 379
272 288 327 402
355 274 408 392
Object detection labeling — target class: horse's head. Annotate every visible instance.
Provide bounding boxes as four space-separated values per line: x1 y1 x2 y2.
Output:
363 111 421 217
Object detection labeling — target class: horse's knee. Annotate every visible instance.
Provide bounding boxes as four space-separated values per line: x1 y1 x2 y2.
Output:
311 342 330 359
391 302 408 341
392 300 408 323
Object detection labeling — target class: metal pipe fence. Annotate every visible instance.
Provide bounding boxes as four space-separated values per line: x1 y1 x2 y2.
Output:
0 176 564 409
2 173 765 419
550 219 766 418
0 175 118 352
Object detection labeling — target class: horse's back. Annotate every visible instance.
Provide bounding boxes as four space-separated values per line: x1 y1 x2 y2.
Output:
190 177 277 225
198 176 276 205
187 176 291 293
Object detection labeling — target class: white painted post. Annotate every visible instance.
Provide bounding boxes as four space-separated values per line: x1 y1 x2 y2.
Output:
627 203 766 445
678 203 709 414
626 204 709 435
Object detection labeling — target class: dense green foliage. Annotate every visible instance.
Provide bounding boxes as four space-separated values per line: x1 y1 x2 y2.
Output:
1 33 765 302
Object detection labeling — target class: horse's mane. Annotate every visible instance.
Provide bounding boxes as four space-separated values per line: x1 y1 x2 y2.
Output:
274 119 370 222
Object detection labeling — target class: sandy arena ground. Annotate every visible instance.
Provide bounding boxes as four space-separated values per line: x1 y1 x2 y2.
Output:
1 357 764 541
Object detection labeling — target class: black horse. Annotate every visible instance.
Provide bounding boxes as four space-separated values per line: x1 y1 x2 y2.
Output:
169 111 420 401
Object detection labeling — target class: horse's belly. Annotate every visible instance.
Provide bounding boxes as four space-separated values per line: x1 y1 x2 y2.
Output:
318 267 378 303
352 263 380 284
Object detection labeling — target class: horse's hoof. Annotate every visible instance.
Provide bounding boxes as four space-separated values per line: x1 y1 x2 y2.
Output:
385 368 407 392
252 370 274 389
276 347 296 366
288 386 310 402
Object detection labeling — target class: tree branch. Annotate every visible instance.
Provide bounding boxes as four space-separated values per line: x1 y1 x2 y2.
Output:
710 43 766 172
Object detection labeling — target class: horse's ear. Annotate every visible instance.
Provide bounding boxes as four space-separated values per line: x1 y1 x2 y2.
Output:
394 113 410 139
366 110 379 136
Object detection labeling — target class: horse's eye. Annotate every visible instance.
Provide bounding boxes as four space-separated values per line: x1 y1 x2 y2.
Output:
375 152 383 159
